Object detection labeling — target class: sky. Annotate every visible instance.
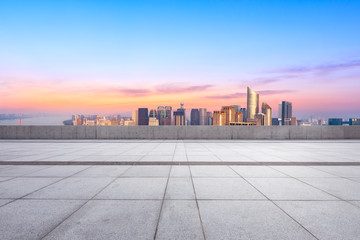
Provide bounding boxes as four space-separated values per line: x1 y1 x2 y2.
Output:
1 0 360 119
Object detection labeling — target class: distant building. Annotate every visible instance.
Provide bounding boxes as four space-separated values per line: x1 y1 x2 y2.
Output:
213 111 225 126
199 108 208 125
247 87 259 121
230 105 241 112
255 113 265 126
350 118 360 125
132 110 138 125
280 101 292 126
291 117 297 126
73 114 83 126
235 112 243 123
207 111 213 125
138 108 149 125
272 118 280 126
240 108 247 122
174 103 185 126
96 116 107 126
318 119 326 126
107 119 119 126
149 109 157 118
221 106 236 125
149 117 159 126
191 109 200 125
157 106 172 125
328 118 343 125
124 120 135 126
262 102 272 126
84 118 96 125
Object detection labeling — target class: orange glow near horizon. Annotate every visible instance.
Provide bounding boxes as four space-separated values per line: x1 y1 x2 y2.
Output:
1 72 360 118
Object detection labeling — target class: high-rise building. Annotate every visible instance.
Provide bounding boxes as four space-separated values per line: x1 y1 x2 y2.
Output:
96 116 107 125
280 101 292 126
262 102 272 126
213 111 225 126
235 112 243 123
231 105 241 112
328 118 342 125
132 110 138 125
255 113 265 126
247 87 259 121
278 103 282 120
240 108 247 122
73 114 83 126
199 108 208 125
138 108 149 125
207 111 213 125
157 106 172 125
272 118 280 126
190 109 200 125
221 106 236 125
149 109 157 118
174 103 185 126
350 118 360 125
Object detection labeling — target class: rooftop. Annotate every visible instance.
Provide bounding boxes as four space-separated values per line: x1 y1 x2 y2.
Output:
1 140 360 239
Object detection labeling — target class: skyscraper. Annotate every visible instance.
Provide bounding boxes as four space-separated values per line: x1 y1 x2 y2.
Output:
207 111 213 125
280 101 292 126
230 105 241 112
235 112 243 123
221 106 236 125
157 106 172 125
132 110 138 125
190 109 200 125
247 87 259 121
138 108 149 125
174 103 185 126
262 102 272 126
255 113 265 126
199 108 208 125
149 109 157 118
213 111 225 126
240 108 247 122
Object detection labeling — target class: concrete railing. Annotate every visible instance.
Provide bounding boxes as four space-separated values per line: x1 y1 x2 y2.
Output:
0 126 360 139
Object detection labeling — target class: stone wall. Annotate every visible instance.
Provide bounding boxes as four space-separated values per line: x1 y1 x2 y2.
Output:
0 126 360 139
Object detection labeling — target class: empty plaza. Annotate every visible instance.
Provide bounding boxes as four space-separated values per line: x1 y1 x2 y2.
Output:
1 140 360 239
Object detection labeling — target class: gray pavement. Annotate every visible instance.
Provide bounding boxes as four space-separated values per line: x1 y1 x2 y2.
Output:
1 140 360 239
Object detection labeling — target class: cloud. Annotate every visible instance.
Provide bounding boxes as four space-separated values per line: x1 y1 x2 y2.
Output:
206 92 247 99
237 75 299 88
271 59 360 74
257 89 296 95
109 88 152 96
206 89 295 99
156 83 213 94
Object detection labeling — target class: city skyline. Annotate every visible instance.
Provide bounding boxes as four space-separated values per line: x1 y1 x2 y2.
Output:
1 1 360 118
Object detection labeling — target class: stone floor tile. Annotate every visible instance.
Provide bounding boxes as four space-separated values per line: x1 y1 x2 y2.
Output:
199 200 315 240
165 178 195 199
276 201 360 240
0 177 61 198
0 199 85 240
247 178 336 200
156 200 203 240
26 177 114 200
96 178 167 199
193 178 265 200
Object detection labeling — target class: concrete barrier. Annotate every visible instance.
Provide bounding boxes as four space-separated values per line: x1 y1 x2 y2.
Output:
0 126 359 139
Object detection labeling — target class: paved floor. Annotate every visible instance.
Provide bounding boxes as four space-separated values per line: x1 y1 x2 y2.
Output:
0 140 360 239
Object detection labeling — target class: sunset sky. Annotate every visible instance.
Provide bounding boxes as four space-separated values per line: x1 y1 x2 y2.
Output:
1 0 360 118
